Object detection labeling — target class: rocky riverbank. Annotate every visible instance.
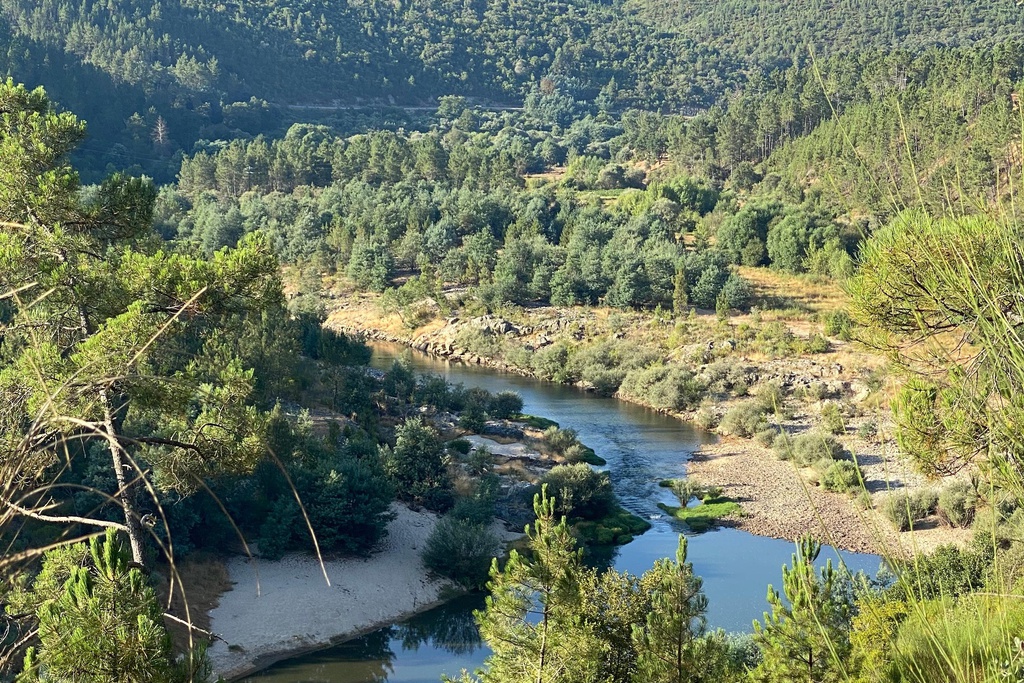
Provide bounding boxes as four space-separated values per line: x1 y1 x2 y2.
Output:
327 294 967 555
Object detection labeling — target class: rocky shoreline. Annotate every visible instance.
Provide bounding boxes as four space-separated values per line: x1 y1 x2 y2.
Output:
327 300 966 556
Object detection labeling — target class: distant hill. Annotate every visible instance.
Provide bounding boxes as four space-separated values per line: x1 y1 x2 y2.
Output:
632 0 1024 65
1 0 1021 181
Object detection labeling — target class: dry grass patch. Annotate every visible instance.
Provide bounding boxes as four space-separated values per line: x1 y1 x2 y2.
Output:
160 554 231 653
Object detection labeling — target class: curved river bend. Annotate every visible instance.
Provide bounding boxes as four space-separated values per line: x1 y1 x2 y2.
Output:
246 343 881 682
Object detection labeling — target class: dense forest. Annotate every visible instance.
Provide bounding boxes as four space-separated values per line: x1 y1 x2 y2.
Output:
2 0 1024 681
2 0 1022 182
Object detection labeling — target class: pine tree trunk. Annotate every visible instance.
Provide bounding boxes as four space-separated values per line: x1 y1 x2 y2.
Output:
100 388 147 566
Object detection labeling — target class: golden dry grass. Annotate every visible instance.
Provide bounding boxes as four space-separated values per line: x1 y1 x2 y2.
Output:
737 265 848 313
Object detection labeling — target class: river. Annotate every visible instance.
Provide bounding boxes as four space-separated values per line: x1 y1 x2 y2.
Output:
245 342 882 682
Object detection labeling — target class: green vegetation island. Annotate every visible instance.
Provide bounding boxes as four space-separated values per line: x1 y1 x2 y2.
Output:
1 1 1024 681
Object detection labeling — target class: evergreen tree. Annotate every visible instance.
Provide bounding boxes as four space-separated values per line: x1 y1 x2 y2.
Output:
752 536 853 683
14 530 206 683
474 486 604 683
672 262 689 316
0 80 282 564
632 536 728 683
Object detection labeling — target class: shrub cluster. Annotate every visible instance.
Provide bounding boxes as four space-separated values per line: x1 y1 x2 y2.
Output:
937 480 978 528
539 464 615 521
619 364 705 412
721 401 770 438
882 489 939 531
423 516 501 588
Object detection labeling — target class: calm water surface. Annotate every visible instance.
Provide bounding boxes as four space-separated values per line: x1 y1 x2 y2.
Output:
246 343 882 682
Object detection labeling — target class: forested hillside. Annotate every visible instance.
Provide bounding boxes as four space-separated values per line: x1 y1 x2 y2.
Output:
6 0 1024 680
2 0 1022 183
636 0 1024 63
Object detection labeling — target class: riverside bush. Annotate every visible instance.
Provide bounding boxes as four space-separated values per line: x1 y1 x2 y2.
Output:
303 458 395 554
540 463 615 520
694 406 719 430
619 364 705 412
423 516 501 588
938 480 978 528
488 391 524 419
821 460 861 493
883 490 939 531
543 426 580 453
532 344 574 382
720 401 769 437
781 431 848 467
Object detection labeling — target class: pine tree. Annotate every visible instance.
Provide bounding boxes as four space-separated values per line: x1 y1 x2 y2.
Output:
0 80 283 564
752 536 853 682
474 486 604 683
15 529 206 683
672 261 689 316
632 536 727 683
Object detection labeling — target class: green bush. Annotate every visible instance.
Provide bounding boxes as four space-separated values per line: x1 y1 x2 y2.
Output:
720 274 753 310
883 489 938 532
805 333 830 353
488 391 524 419
885 595 1024 682
694 406 719 430
857 420 878 440
666 478 705 504
467 446 494 475
258 498 299 561
458 402 487 433
619 363 705 412
720 401 769 438
304 458 395 554
423 516 501 588
532 344 574 382
543 426 580 453
447 438 472 455
820 402 845 435
821 460 861 493
751 321 797 357
450 478 499 525
784 432 848 467
540 463 615 520
772 432 793 459
823 309 853 340
888 543 992 601
754 428 778 447
754 381 786 414
383 418 453 511
938 480 978 528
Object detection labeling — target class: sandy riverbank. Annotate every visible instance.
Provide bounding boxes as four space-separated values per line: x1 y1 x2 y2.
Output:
207 503 456 680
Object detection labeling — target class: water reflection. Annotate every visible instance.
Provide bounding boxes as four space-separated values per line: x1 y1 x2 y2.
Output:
245 596 487 683
393 595 485 656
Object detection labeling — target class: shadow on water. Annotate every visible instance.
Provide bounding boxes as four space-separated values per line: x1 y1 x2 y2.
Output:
247 342 884 681
245 595 487 683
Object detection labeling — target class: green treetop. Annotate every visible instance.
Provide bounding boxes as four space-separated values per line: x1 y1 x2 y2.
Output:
0 79 284 565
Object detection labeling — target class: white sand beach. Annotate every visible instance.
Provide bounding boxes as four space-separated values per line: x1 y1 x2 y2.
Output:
207 503 455 680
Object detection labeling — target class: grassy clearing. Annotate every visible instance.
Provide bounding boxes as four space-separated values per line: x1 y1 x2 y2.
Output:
658 497 742 532
513 413 559 430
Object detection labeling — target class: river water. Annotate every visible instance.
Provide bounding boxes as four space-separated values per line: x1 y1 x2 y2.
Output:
245 342 882 682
